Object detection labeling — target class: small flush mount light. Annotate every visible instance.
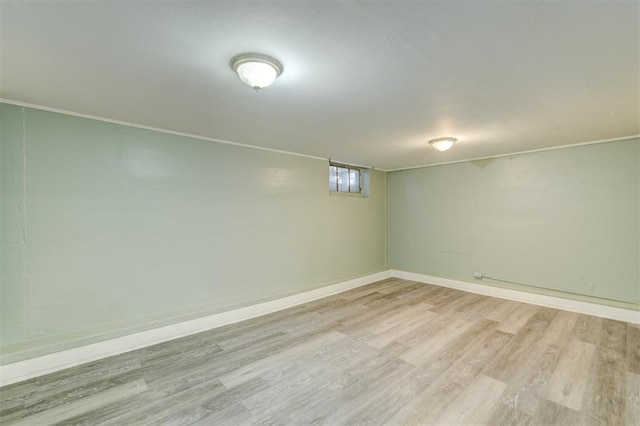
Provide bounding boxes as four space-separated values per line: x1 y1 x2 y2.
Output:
429 137 457 152
230 52 283 91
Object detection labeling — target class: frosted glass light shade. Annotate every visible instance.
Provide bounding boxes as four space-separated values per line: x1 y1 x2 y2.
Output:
236 62 277 88
231 53 282 90
429 137 457 152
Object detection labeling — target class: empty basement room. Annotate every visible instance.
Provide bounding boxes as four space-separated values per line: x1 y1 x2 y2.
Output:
0 1 639 425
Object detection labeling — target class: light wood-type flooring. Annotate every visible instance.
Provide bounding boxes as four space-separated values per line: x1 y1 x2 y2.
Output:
1 278 639 425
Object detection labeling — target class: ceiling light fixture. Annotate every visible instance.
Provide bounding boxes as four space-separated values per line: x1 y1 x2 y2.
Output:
429 137 457 152
230 52 283 91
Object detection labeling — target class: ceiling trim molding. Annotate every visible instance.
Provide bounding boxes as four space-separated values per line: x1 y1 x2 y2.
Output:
2 98 634 174
0 98 351 166
387 134 640 172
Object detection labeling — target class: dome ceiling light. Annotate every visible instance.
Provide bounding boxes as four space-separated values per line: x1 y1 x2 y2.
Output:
429 137 457 152
230 52 283 91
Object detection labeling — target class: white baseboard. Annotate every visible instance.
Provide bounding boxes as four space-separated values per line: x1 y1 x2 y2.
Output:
3 268 637 386
0 270 391 387
391 270 640 324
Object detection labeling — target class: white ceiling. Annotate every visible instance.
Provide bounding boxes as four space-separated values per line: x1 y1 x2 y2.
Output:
1 1 638 170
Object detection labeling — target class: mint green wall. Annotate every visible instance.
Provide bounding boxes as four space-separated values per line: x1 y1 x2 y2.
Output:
2 102 638 364
0 104 387 363
388 138 640 305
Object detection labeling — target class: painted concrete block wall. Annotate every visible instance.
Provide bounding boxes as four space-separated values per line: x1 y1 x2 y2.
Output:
388 138 640 305
0 103 387 363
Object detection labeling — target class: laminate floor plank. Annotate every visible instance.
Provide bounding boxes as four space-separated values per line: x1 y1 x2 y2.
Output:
421 288 466 312
1 279 635 426
580 319 629 425
1 368 144 425
365 302 432 335
484 299 523 322
544 339 596 411
215 313 321 351
190 402 253 426
487 402 534 426
1 352 141 405
335 293 428 335
398 318 475 366
387 328 512 425
574 313 602 345
140 331 295 386
318 362 418 425
240 335 378 417
540 310 580 347
288 351 413 425
448 293 487 314
60 391 162 425
428 291 483 314
531 399 582 426
483 320 545 382
0 355 143 425
340 279 399 299
376 280 423 296
626 372 640 426
432 374 507 425
218 331 346 388
99 379 224 426
366 309 437 349
393 283 436 301
496 303 540 334
8 379 148 426
498 342 562 416
342 359 451 425
437 318 499 363
525 307 559 334
455 295 505 322
627 324 640 375
392 309 461 347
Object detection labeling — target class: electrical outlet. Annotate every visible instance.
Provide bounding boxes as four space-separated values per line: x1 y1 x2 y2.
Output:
474 272 483 279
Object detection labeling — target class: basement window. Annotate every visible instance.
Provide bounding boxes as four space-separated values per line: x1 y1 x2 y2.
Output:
329 162 362 193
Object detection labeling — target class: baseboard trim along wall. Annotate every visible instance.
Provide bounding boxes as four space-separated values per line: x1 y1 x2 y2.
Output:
0 270 391 387
2 268 638 386
391 270 640 324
